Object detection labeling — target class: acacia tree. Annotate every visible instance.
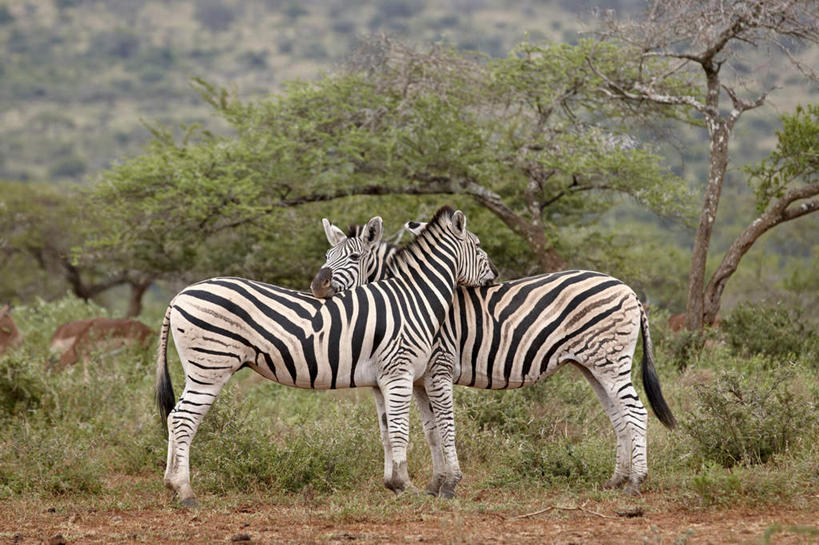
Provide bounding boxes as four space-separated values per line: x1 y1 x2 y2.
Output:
704 105 819 318
591 0 819 329
0 181 154 315
90 38 691 284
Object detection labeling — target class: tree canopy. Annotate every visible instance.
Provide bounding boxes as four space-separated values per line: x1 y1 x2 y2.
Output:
88 38 693 287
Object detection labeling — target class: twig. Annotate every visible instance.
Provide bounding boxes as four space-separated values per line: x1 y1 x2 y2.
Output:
506 506 554 520
506 504 616 520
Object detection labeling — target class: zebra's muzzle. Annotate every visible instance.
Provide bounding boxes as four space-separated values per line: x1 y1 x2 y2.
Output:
310 267 337 298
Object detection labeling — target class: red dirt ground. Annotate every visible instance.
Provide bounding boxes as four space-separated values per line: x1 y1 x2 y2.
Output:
2 494 818 545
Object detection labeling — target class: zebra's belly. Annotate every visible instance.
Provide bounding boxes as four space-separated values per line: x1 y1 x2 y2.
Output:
450 347 570 390
248 353 381 389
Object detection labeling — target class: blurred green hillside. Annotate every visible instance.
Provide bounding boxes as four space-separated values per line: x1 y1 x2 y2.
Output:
0 0 589 182
3 0 814 184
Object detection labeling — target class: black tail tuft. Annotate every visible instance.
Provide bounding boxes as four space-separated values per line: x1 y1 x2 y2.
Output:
640 308 676 429
155 307 176 429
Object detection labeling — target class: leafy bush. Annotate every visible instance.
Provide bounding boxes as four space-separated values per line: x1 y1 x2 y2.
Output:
682 365 816 467
0 349 46 416
720 302 818 364
664 329 707 370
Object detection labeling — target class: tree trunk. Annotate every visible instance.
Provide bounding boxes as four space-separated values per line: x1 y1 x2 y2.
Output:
126 280 152 318
685 66 730 331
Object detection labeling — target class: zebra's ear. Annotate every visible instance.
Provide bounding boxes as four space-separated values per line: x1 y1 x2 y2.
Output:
404 221 426 235
451 210 466 238
362 216 383 248
322 218 347 246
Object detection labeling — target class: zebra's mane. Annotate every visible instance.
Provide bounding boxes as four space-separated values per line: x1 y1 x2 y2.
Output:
388 205 456 267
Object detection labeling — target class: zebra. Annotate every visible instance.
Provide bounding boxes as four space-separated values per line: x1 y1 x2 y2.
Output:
311 218 676 497
155 206 497 507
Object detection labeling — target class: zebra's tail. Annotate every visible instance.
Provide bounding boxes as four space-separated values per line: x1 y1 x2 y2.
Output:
155 305 176 430
639 305 676 429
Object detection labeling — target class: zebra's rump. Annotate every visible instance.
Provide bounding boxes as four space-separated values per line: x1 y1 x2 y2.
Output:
442 270 642 389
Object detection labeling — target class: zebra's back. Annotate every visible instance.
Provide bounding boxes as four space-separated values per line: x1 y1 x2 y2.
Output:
171 276 394 389
443 270 641 389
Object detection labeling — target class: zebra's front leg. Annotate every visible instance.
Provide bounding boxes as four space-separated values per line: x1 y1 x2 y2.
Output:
378 371 417 495
426 369 461 499
164 374 231 508
371 387 394 487
412 384 446 496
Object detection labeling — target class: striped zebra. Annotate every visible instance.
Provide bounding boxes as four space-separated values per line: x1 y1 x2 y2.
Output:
155 207 497 507
312 219 676 497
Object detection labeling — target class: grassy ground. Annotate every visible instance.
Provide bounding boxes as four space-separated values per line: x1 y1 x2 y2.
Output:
0 296 817 543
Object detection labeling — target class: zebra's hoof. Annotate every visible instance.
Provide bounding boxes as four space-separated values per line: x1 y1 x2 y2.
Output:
179 497 199 509
623 484 641 496
603 476 627 490
425 476 444 496
438 488 456 500
438 478 460 499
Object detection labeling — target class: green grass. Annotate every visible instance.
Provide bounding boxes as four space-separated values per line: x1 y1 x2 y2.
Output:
0 296 817 513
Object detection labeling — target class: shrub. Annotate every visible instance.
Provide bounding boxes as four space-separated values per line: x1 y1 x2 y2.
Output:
720 302 818 363
0 349 46 416
195 0 237 32
681 365 816 467
48 155 86 178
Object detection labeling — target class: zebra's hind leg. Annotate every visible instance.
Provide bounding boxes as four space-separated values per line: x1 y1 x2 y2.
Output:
572 363 643 493
425 369 461 499
164 371 233 507
412 385 446 496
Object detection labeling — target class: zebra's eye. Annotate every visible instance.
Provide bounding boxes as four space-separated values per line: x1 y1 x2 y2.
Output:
349 253 360 261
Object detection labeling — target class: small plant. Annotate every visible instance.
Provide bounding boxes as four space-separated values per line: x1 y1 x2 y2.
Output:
682 366 816 467
664 329 706 371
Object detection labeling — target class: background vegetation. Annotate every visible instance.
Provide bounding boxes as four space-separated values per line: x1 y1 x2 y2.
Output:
0 297 816 510
0 0 817 518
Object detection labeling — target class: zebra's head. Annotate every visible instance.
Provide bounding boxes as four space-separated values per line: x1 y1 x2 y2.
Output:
404 215 498 287
311 216 384 298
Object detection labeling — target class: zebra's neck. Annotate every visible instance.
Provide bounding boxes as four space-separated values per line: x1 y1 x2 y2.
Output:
386 220 459 322
366 243 399 283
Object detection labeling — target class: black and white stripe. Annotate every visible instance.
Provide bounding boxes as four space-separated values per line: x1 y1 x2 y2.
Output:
312 220 675 497
155 206 496 506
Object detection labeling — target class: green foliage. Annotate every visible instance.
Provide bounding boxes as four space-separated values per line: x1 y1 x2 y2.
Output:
87 38 691 285
747 104 819 212
664 329 707 371
193 383 381 495
720 302 819 363
681 365 816 467
11 293 109 349
0 348 46 416
0 181 101 303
